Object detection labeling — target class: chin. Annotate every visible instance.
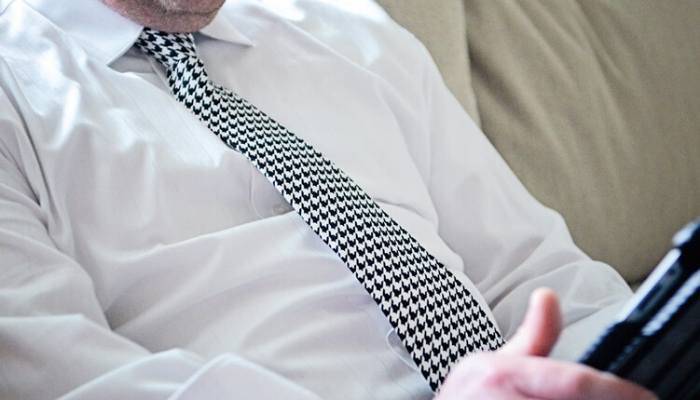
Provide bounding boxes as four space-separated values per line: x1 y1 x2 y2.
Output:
150 10 220 33
104 0 224 32
162 0 227 14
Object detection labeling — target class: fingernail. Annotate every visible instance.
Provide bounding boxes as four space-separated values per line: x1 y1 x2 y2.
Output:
641 390 658 400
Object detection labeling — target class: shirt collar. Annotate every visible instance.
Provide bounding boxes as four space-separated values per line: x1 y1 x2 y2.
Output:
19 0 254 65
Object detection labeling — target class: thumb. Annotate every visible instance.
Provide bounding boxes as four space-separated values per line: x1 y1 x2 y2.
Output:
500 288 562 357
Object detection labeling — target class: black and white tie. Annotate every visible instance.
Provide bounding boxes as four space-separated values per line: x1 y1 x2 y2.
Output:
135 28 503 391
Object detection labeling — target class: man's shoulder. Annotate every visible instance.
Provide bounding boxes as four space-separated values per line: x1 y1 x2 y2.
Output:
0 0 42 62
226 0 430 77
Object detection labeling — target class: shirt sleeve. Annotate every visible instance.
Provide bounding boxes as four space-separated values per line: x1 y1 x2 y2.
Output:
415 43 632 360
0 89 321 400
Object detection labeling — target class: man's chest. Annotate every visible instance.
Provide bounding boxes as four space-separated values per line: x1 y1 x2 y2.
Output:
4 35 441 282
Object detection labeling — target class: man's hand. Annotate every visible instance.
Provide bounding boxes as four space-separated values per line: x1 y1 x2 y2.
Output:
436 289 658 400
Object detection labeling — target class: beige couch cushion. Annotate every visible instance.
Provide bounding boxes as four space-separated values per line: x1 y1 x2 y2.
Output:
464 0 700 283
379 0 700 284
377 0 480 124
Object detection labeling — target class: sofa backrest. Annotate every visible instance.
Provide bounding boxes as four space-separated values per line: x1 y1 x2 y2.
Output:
378 0 700 284
376 0 481 124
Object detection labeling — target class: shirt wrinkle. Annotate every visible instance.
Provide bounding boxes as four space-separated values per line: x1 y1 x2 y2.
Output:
0 1 632 399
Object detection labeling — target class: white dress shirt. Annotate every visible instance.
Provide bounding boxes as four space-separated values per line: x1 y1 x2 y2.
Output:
0 0 632 399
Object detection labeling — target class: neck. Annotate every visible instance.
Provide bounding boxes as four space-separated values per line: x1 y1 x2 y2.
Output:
103 0 221 32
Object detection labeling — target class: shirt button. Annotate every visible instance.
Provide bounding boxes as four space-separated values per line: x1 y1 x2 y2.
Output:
272 203 291 215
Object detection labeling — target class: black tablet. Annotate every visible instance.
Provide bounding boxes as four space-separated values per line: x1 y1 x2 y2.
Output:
578 219 699 399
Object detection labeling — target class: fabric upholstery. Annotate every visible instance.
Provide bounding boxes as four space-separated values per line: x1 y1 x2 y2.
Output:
463 0 700 283
377 0 480 124
378 0 700 284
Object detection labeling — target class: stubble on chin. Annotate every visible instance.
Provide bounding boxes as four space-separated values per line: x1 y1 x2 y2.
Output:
103 0 223 32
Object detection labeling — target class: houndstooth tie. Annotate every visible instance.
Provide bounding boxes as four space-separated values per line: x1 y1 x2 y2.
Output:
136 28 503 391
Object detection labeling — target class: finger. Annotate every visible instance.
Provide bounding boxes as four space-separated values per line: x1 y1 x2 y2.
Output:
501 288 561 356
439 353 542 400
511 357 657 400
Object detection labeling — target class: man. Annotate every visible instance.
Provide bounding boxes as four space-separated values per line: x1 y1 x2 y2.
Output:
0 0 655 398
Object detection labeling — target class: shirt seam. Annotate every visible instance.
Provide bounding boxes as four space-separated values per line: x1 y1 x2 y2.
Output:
0 0 15 14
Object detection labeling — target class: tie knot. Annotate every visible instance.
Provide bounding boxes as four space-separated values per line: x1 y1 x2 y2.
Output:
136 28 198 68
